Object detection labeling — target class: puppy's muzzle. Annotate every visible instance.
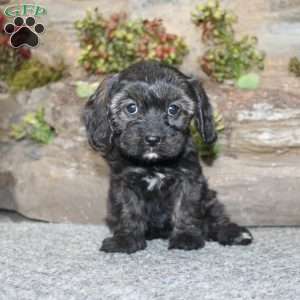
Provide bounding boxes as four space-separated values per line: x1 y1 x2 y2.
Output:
145 135 161 147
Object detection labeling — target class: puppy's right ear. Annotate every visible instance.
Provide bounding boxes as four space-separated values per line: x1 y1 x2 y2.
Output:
187 77 217 144
83 75 118 155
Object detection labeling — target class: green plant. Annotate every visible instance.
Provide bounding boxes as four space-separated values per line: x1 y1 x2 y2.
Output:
0 10 31 81
74 10 188 74
75 81 98 98
288 57 300 77
8 59 65 92
10 108 55 144
192 0 265 82
191 110 224 161
236 73 260 90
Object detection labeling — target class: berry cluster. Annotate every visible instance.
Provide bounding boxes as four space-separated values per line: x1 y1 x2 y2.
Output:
192 0 265 82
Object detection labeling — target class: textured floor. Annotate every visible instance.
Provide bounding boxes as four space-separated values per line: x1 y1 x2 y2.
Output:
0 224 299 300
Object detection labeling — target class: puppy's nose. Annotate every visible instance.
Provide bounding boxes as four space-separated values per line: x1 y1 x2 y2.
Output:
145 135 161 146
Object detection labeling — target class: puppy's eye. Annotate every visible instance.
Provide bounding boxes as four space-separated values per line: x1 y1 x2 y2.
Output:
168 104 180 116
126 103 138 114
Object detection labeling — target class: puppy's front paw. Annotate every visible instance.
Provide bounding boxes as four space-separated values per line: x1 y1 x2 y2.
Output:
100 235 146 254
217 223 253 246
168 232 205 251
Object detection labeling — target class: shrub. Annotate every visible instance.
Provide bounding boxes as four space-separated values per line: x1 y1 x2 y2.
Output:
192 0 265 82
8 59 65 92
10 108 55 144
74 10 188 74
288 57 300 77
0 10 31 81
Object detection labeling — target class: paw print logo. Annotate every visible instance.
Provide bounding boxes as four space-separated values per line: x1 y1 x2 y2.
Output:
4 16 45 48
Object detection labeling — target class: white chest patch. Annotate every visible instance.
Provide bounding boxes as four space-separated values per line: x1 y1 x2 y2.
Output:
143 172 166 191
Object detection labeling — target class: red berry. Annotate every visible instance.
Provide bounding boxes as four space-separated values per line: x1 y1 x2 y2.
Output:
156 46 166 58
0 35 8 45
18 47 31 59
0 13 6 30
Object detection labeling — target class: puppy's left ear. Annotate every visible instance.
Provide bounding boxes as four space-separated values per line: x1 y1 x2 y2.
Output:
187 78 217 144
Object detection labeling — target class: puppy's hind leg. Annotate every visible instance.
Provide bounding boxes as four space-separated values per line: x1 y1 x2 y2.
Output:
204 190 253 246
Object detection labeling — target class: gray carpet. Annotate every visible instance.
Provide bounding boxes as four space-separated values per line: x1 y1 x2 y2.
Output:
0 224 299 300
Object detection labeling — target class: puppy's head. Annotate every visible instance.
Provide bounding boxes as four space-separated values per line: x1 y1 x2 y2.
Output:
84 60 216 162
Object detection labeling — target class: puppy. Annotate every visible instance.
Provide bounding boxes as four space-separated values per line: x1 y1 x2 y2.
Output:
84 60 253 253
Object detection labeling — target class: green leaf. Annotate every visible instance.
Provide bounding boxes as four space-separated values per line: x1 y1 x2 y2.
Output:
236 73 260 90
10 108 55 144
75 81 99 98
10 124 27 140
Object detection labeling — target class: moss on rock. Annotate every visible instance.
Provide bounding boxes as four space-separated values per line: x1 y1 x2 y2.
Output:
8 59 65 92
289 57 300 77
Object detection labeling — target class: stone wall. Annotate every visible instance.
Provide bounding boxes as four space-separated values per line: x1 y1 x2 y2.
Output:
2 0 295 94
1 80 299 225
0 0 300 225
1 0 299 87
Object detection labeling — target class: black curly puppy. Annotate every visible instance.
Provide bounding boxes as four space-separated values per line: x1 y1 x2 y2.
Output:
84 60 253 254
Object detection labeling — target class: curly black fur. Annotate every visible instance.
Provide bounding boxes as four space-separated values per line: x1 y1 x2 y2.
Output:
84 60 253 254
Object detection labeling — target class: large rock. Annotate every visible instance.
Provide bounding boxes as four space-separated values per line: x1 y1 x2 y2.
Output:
202 84 300 225
1 80 300 225
203 155 300 226
205 84 300 154
0 81 108 224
